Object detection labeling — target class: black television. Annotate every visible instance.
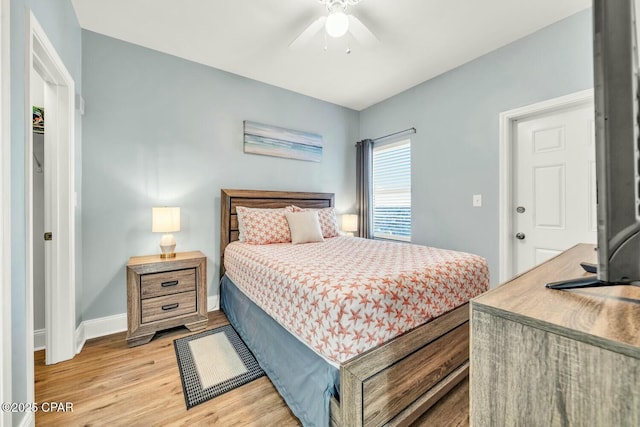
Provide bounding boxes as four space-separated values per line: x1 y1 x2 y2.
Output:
547 0 640 289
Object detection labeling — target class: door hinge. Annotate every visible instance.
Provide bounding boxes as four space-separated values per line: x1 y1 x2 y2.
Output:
44 232 52 241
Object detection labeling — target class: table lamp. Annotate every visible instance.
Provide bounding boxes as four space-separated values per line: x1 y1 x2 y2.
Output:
152 207 180 258
342 214 358 237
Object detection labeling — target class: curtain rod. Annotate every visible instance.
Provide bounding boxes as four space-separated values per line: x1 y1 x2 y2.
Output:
372 127 416 143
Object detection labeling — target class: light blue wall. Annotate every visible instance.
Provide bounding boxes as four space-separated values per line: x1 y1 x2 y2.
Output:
360 10 594 286
6 6 594 417
9 0 82 421
81 30 359 320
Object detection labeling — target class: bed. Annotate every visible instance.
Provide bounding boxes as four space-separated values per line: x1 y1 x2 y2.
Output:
219 189 489 426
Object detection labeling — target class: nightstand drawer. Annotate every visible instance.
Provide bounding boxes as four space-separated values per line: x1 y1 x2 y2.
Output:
141 291 196 323
140 268 196 299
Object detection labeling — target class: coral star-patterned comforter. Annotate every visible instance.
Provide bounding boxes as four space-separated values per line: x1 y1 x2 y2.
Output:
223 236 489 366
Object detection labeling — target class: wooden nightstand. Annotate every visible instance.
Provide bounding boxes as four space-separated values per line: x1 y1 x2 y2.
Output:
126 251 208 347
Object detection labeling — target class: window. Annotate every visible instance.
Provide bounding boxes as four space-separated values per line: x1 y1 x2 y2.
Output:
372 139 411 241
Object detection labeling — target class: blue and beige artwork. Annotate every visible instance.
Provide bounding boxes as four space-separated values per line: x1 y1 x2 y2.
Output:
243 121 323 162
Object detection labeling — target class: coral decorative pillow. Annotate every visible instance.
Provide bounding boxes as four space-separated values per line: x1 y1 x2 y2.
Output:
285 211 324 244
291 206 340 238
236 206 294 244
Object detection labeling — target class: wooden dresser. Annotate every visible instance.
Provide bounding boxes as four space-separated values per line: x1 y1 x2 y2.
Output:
126 251 208 346
471 244 640 426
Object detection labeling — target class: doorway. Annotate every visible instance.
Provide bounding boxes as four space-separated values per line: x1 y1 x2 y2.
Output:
31 71 46 353
25 9 76 382
513 103 596 273
499 90 594 282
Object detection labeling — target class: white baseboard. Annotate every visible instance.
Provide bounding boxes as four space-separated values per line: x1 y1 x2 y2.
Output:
84 312 128 340
74 313 127 354
73 296 220 354
74 322 85 355
34 328 46 351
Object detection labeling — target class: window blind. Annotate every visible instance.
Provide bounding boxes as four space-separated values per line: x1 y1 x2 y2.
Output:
372 139 411 241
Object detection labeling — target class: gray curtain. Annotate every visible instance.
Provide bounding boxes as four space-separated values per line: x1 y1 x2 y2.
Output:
356 139 374 238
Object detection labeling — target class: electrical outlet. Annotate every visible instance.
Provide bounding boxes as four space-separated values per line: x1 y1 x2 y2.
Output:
473 194 482 207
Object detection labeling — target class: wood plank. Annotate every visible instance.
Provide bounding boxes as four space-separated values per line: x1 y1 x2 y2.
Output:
231 198 331 211
341 368 365 426
140 268 196 299
126 251 205 270
222 189 335 201
330 396 342 427
411 376 469 427
471 310 640 426
363 324 469 426
387 362 469 427
473 243 640 357
141 291 197 323
220 190 231 277
126 267 140 339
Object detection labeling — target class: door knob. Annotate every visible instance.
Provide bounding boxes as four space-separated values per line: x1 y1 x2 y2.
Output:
515 232 525 240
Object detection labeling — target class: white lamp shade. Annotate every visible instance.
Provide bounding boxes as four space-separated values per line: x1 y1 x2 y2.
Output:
325 11 349 38
342 214 358 232
152 207 181 233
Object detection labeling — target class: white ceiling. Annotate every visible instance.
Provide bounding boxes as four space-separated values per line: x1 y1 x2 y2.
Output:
71 0 591 111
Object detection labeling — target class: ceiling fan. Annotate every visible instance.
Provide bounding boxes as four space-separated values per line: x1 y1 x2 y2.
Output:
289 0 378 51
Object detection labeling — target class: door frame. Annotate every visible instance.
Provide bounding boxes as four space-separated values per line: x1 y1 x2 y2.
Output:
498 89 593 283
25 9 76 375
1 0 12 425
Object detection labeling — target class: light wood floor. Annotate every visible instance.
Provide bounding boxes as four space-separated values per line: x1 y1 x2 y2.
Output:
35 311 469 426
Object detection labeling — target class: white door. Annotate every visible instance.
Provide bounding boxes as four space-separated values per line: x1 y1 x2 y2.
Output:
514 103 596 274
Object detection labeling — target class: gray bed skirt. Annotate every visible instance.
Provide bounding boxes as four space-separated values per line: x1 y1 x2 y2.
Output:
220 275 340 427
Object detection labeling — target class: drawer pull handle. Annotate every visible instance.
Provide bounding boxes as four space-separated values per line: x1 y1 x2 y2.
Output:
161 280 179 287
162 303 179 311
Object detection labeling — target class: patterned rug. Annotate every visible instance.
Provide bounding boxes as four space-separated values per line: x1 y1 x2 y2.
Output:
174 324 265 409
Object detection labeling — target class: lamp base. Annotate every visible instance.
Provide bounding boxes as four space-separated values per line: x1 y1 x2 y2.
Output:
159 233 176 259
159 252 176 259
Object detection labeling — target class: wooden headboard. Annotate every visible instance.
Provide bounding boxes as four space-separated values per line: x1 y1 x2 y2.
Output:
219 189 335 278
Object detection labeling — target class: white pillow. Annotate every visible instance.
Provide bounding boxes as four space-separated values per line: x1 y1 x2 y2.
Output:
284 211 324 244
290 206 340 237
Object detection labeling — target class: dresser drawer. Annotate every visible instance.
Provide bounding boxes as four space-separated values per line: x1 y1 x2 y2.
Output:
140 268 196 299
141 291 196 323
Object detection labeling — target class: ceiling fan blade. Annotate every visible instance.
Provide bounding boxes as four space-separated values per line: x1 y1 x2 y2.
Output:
348 15 378 47
289 16 327 49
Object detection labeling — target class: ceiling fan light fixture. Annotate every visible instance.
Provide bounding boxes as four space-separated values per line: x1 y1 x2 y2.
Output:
325 10 349 38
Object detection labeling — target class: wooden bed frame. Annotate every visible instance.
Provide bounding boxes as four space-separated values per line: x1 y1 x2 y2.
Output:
220 189 470 427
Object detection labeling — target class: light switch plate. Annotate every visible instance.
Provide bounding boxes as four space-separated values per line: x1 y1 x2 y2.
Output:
473 194 482 207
